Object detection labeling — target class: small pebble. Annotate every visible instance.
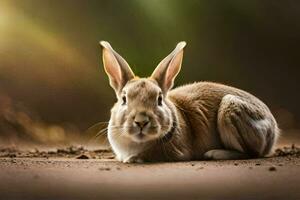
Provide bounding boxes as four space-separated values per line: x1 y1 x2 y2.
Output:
268 166 277 171
106 156 115 159
76 154 89 159
99 167 111 171
9 154 16 158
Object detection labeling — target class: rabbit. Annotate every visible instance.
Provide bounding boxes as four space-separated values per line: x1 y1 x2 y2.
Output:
99 41 280 163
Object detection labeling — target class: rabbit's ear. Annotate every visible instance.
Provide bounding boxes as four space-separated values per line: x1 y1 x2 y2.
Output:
151 42 186 93
100 41 135 94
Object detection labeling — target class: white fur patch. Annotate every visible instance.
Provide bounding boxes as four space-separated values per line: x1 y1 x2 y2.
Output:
251 118 271 133
108 129 147 162
222 94 243 104
250 118 272 154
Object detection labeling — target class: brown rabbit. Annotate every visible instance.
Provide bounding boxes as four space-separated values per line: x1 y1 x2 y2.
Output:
100 41 279 163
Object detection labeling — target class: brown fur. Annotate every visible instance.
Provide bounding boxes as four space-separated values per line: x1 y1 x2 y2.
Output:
99 41 279 163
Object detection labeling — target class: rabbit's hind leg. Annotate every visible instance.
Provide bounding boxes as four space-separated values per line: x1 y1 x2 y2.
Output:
204 149 249 160
208 94 278 160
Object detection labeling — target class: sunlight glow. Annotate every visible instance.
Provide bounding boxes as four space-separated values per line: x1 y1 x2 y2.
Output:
0 1 94 86
0 2 11 32
0 12 8 29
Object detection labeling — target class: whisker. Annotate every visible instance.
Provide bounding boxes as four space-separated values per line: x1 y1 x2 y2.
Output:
95 126 127 137
85 121 109 131
95 129 108 138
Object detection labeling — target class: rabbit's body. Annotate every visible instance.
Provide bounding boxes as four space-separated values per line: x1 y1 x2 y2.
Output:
100 41 279 163
168 81 278 160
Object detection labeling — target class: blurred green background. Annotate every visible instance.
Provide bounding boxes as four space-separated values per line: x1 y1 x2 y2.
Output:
0 0 299 146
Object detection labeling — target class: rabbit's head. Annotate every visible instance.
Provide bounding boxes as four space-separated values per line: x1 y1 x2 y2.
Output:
100 41 186 143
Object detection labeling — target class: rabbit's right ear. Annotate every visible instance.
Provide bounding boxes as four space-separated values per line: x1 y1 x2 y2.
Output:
151 42 186 93
100 41 135 94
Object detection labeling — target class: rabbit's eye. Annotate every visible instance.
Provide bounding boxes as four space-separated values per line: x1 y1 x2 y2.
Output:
158 96 163 106
122 96 127 105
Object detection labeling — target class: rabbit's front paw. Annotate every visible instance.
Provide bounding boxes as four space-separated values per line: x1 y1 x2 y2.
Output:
123 156 144 163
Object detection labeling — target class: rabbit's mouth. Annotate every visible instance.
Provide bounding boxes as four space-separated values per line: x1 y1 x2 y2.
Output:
136 132 145 139
134 132 157 142
127 125 162 143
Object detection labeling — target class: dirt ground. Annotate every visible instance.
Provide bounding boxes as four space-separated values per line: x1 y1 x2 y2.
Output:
0 145 299 200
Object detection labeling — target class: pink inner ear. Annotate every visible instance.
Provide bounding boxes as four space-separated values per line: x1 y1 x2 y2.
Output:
165 51 183 88
103 49 122 86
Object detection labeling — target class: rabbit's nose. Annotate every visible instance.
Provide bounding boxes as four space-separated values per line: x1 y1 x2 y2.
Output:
134 113 150 128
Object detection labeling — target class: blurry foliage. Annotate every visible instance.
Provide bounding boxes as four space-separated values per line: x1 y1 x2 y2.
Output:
0 94 80 146
0 0 300 144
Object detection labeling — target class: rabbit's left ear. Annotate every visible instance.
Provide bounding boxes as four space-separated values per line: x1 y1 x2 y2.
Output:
151 42 186 93
100 41 135 94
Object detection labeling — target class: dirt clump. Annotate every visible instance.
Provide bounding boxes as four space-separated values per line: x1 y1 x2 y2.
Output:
0 146 114 160
274 144 300 157
268 166 277 171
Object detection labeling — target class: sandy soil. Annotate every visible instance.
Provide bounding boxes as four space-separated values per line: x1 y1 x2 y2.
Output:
0 146 299 200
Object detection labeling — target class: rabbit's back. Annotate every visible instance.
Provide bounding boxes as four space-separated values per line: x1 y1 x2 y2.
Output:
168 82 278 159
169 81 270 115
